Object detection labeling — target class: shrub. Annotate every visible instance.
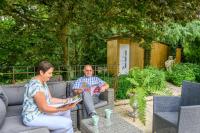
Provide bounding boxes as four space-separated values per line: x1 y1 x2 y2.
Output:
115 75 131 99
166 63 199 86
128 67 166 94
189 63 200 82
99 73 132 99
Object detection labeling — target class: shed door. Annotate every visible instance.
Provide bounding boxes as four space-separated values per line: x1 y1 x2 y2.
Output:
119 44 129 74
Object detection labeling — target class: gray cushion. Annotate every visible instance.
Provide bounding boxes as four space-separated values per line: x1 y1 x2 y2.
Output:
47 81 67 98
93 95 100 104
0 99 6 128
154 112 178 127
6 105 23 117
0 87 8 106
94 100 108 108
1 84 26 105
0 116 46 133
181 81 200 106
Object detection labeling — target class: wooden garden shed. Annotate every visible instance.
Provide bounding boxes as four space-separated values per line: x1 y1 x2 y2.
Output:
107 36 181 75
107 36 144 75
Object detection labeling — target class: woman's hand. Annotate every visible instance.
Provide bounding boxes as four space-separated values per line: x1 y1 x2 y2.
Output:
62 102 78 110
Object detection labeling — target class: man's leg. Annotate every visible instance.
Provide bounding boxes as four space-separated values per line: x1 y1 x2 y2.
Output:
82 91 96 116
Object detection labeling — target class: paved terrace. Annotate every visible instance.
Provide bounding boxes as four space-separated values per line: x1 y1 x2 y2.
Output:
75 82 181 133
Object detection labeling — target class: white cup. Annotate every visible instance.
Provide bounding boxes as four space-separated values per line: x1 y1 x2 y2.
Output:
105 109 112 119
92 115 99 126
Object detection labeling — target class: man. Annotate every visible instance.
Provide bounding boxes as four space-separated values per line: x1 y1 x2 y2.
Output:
72 65 109 117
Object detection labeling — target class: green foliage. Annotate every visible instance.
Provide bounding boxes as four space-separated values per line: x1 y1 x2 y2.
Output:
158 22 185 48
99 74 132 100
128 67 166 94
115 75 131 99
127 67 167 124
98 72 115 89
157 20 200 64
127 87 146 124
0 17 15 29
184 21 200 43
135 87 146 124
0 25 62 66
184 38 200 64
165 63 200 86
1 0 200 67
191 64 200 82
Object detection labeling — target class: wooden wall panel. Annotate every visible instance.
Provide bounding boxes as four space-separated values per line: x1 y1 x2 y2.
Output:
150 42 169 68
130 42 144 69
107 39 118 75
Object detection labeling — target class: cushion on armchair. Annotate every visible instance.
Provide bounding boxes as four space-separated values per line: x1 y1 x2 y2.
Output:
1 84 26 105
181 81 200 106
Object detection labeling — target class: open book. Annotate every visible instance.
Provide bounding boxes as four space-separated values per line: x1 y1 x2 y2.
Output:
82 82 101 95
49 95 82 108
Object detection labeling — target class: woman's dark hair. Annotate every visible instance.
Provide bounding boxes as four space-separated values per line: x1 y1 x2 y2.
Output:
36 61 54 74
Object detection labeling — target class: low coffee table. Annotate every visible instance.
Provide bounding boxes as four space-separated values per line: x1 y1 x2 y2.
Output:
80 113 142 133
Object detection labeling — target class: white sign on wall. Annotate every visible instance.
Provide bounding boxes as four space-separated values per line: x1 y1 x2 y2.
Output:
119 44 129 74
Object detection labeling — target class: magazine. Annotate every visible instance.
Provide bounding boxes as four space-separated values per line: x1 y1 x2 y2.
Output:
90 85 101 95
81 82 101 95
49 95 82 108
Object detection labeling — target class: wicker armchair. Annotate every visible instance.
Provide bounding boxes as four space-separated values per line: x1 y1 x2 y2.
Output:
153 81 200 133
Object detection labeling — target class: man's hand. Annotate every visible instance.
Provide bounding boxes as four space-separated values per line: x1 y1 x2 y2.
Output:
100 87 106 92
99 83 109 92
74 89 83 95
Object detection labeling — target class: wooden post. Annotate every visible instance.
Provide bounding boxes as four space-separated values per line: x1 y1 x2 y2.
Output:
175 48 182 63
12 66 15 84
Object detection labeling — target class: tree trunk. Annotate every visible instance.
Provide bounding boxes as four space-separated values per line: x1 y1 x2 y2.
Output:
144 49 151 66
58 24 68 66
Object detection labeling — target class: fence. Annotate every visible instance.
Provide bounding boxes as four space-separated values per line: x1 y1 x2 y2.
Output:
0 65 134 100
0 65 118 84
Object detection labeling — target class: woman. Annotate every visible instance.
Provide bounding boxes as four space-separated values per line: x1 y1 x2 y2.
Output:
22 61 77 133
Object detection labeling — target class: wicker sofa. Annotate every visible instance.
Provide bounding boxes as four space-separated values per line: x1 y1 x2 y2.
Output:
0 81 114 133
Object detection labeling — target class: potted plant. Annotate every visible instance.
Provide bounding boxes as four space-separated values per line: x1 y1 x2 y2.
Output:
126 67 168 124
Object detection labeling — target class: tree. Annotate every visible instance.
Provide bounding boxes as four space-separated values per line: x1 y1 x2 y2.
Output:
1 0 200 66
